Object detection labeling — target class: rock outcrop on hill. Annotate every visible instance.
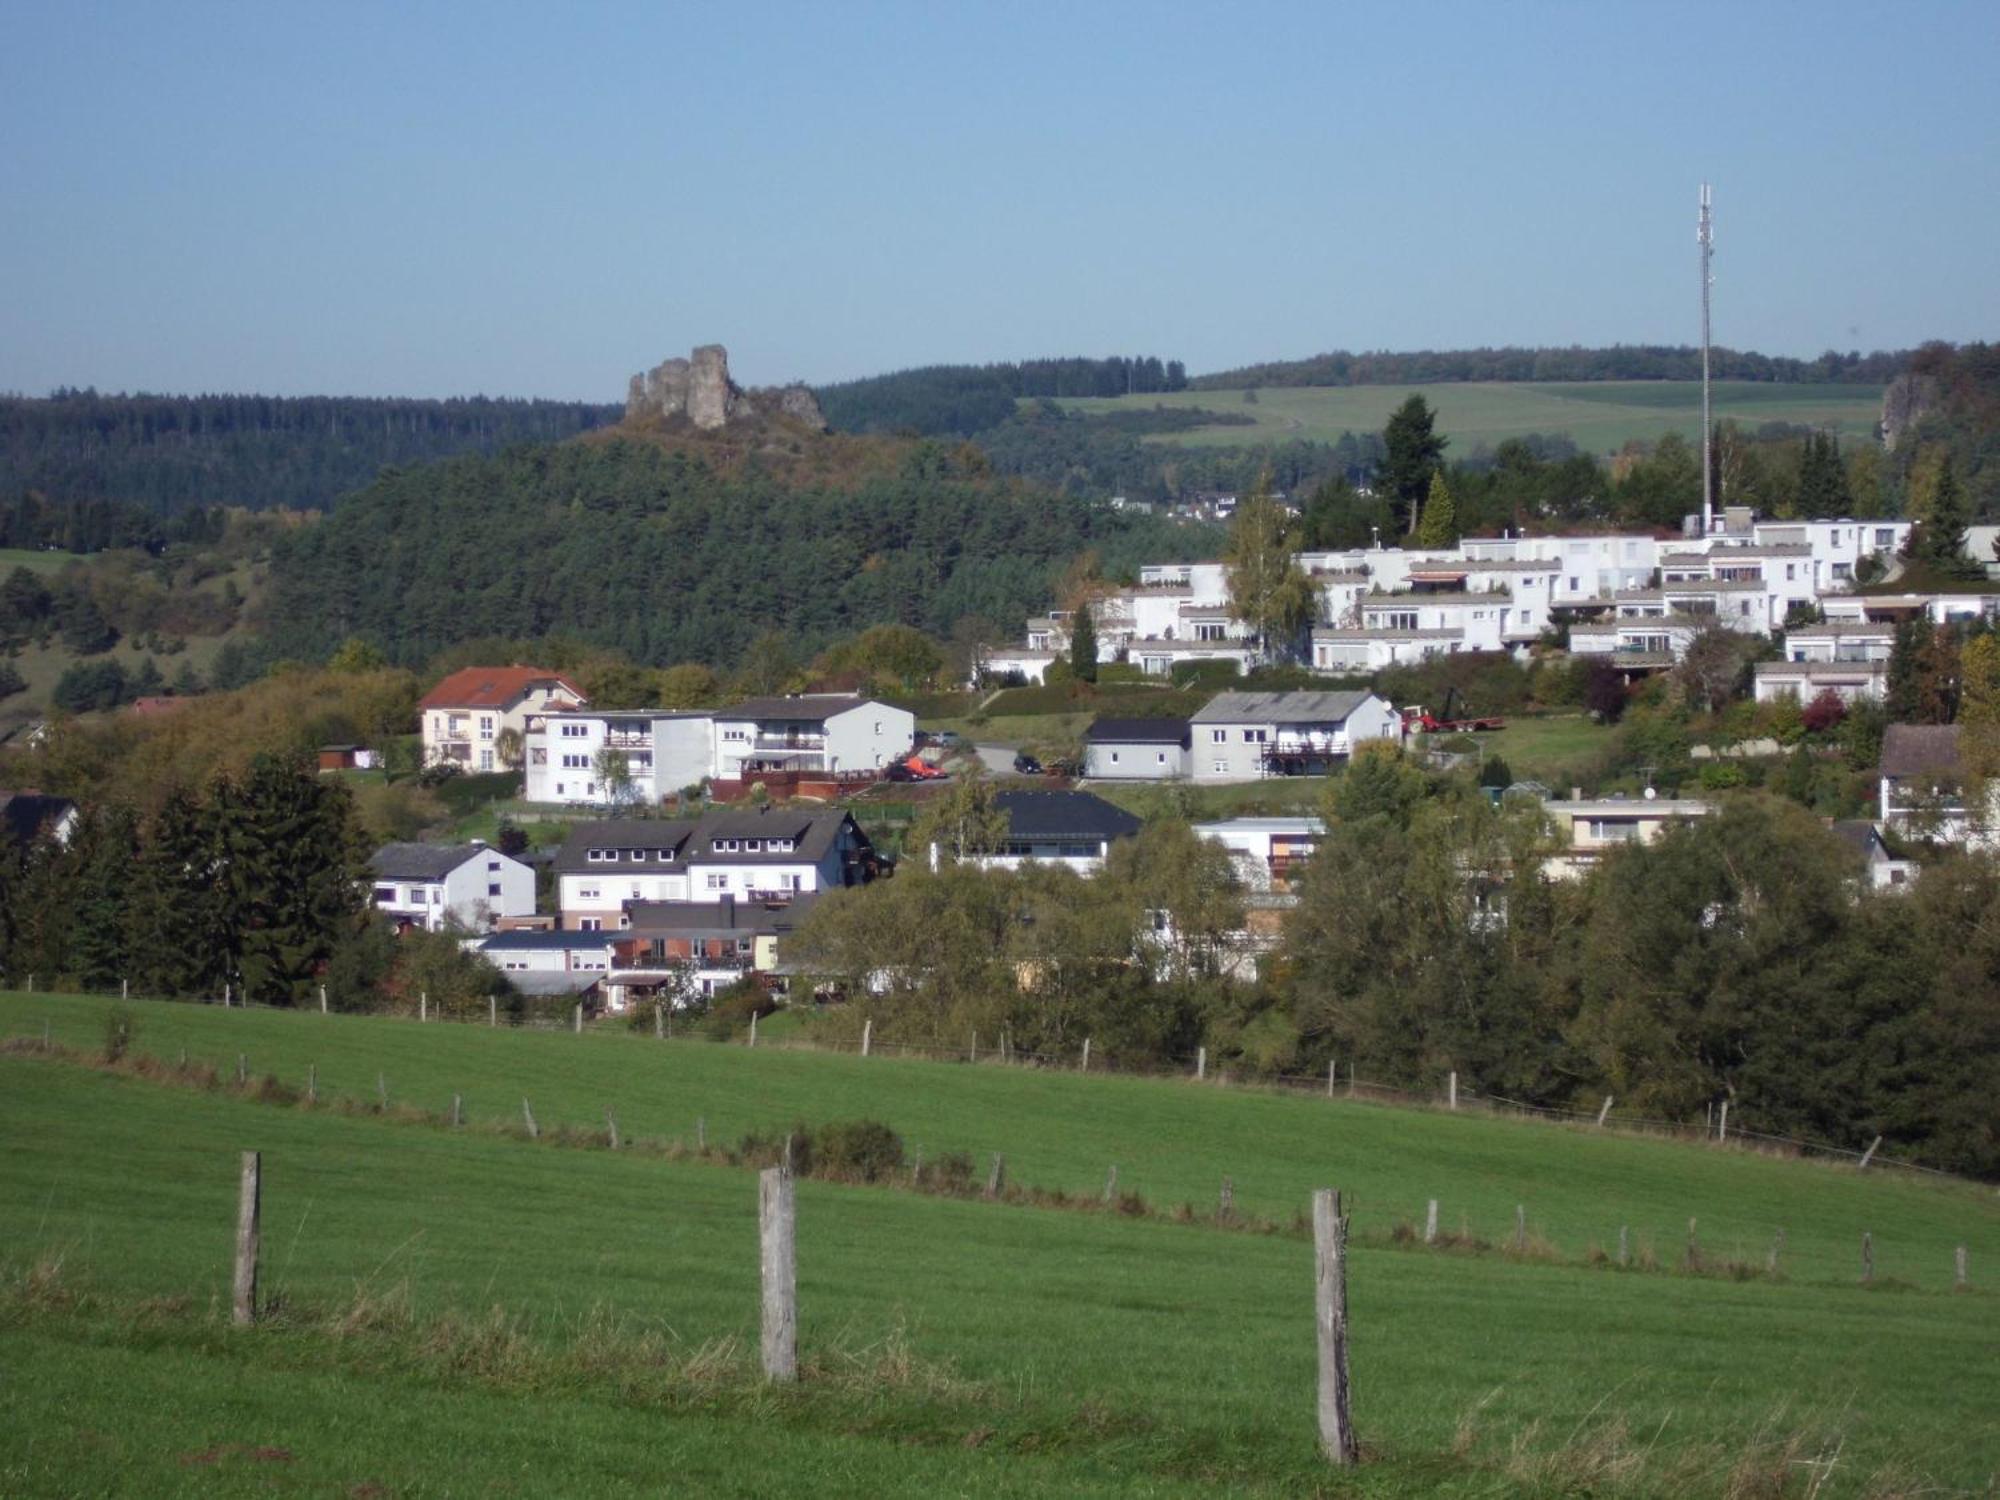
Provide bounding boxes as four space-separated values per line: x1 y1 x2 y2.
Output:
625 344 826 432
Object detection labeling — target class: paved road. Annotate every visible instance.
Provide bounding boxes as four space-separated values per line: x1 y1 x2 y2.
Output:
974 744 1016 776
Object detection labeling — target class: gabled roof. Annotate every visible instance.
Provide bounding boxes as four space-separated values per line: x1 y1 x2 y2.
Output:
993 790 1142 844
420 666 583 711
689 808 861 865
1191 690 1381 724
0 792 75 850
370 842 512 880
1085 716 1190 745
622 894 820 937
553 820 701 874
1829 820 1890 864
717 694 883 723
1881 724 1962 779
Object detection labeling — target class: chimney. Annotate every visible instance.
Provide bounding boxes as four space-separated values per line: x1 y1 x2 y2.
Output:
1570 787 1583 802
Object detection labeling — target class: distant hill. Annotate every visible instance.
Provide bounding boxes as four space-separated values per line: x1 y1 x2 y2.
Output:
0 390 621 516
818 355 1188 437
1191 345 1908 391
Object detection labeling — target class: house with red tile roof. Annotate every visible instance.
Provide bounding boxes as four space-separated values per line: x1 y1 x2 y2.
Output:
419 666 586 772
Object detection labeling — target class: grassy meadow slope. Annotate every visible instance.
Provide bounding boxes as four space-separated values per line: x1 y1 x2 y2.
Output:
1053 382 1884 455
2 1019 1996 1496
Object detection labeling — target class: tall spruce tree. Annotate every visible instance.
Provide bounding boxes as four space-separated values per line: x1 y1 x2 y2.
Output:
1379 396 1446 535
223 756 368 1005
1415 470 1460 548
1069 603 1098 683
1919 455 1974 575
1795 432 1851 518
67 807 139 991
131 784 229 997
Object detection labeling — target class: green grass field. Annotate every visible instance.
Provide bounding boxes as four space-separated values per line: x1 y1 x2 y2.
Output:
1429 713 1613 789
3 992 1995 1496
1054 382 1884 456
0 546 82 576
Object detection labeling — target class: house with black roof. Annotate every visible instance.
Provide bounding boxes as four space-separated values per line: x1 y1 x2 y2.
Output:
1082 717 1191 780
368 842 536 932
942 790 1143 874
0 792 78 852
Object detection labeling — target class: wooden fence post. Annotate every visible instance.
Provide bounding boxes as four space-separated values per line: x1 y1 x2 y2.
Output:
606 1111 620 1151
1861 1232 1873 1283
1717 1100 1729 1142
1312 1188 1358 1467
1767 1227 1786 1275
1514 1204 1526 1252
1448 1071 1458 1111
306 1064 317 1105
488 994 496 1028
319 984 327 1015
1955 1245 1968 1289
419 991 427 1023
450 1092 462 1127
1103 1164 1118 1204
749 1012 758 1048
377 1073 389 1110
1196 1046 1207 1082
236 1053 247 1086
1080 1037 1091 1073
1617 1225 1629 1268
1327 1058 1336 1099
985 1152 1005 1198
654 1002 665 1040
759 1167 797 1382
573 1003 583 1036
42 1018 51 1048
1596 1095 1614 1127
1218 1176 1234 1223
861 1018 872 1058
696 1116 707 1151
233 1150 261 1327
1685 1218 1701 1271
24 973 32 994
1424 1199 1438 1245
223 982 231 1007
911 1147 925 1185
522 1098 539 1139
121 977 129 1000
1858 1136 1882 1170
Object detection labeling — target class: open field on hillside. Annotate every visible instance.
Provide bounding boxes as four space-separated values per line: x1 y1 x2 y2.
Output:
2 1002 1997 1496
1053 382 1885 456
0 546 81 575
1424 713 1613 788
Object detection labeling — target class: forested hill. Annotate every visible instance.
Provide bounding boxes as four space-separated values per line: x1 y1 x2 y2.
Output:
817 355 1188 437
261 434 1217 669
0 390 621 516
1192 345 1909 391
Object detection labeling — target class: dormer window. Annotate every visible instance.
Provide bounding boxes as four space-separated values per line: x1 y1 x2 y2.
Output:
656 850 675 862
714 838 739 853
744 839 761 852
587 849 609 862
769 839 794 853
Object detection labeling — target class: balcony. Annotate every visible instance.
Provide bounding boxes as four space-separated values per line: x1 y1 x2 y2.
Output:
754 733 826 751
604 730 653 749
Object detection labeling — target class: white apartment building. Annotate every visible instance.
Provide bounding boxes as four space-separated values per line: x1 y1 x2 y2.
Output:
368 842 537 932
1538 795 1713 881
419 667 586 772
1188 691 1403 782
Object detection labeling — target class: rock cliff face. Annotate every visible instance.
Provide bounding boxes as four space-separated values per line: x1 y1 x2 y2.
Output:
1882 372 1940 451
625 344 826 432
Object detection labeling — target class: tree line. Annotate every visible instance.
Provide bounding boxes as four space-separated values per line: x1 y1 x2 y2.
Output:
816 355 1189 436
794 762 2000 1178
0 391 621 516
1192 344 1908 392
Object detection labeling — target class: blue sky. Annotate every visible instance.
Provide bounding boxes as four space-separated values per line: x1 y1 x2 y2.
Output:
3 1 1996 399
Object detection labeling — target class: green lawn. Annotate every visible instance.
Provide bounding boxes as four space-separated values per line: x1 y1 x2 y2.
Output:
1431 712 1614 789
1092 778 1332 819
1 1018 1996 1496
0 546 82 575
1054 381 1884 456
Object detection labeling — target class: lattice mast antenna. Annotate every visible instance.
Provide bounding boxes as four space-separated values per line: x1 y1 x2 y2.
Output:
1698 183 1715 534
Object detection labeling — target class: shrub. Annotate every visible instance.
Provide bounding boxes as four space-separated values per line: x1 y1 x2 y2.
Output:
812 1120 906 1182
101 1006 135 1064
700 977 774 1040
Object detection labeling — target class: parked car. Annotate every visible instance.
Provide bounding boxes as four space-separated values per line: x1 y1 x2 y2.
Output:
1012 751 1043 775
932 729 962 748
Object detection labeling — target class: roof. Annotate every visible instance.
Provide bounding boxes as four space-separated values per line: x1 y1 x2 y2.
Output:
1192 690 1381 724
1829 820 1889 863
1546 798 1713 818
1754 661 1885 679
477 930 619 951
369 842 512 880
1782 622 1896 639
0 792 75 849
1881 724 1962 779
1192 816 1327 835
718 694 884 723
1084 716 1190 745
622 894 820 937
553 819 701 873
420 666 582 711
993 791 1143 843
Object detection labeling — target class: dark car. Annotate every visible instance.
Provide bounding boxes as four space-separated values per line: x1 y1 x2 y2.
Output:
1012 751 1043 775
884 762 917 782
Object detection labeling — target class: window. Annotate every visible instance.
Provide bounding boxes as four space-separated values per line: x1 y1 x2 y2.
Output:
488 883 502 897
1211 729 1226 744
713 838 739 852
1211 759 1227 774
874 721 882 733
430 889 442 904
768 839 793 853
1110 751 1121 765
1585 818 1639 843
578 887 600 900
579 918 602 932
479 750 494 771
587 849 608 862
561 723 589 738
706 873 728 891
372 885 396 903
744 839 761 852
656 849 676 862
487 860 501 872
479 716 494 739
1156 752 1167 765
562 753 589 769
1875 527 1895 548
1385 611 1418 630
723 728 748 742
1242 729 1267 743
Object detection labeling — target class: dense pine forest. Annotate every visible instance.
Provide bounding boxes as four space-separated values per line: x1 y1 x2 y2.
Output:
0 390 620 517
261 436 1219 669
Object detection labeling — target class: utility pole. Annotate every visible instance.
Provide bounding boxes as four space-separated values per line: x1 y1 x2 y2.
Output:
1699 183 1715 536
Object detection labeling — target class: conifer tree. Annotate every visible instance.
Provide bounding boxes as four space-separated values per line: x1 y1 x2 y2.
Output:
224 756 368 1005
131 784 229 997
1069 603 1098 683
1415 470 1459 548
67 807 138 990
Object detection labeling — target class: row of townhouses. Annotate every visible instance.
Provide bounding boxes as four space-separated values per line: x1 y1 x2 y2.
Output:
981 509 1958 687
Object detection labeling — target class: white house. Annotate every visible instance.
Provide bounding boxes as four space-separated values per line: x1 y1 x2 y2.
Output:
1752 659 1887 705
1828 820 1919 892
525 695 915 805
419 666 586 772
1192 816 1324 892
1188 691 1403 782
368 842 537 932
1538 795 1714 881
1879 724 1998 850
554 809 880 929
945 790 1143 875
470 930 617 994
1083 717 1191 780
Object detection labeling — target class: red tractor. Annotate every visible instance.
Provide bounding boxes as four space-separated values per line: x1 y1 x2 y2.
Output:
1400 687 1505 734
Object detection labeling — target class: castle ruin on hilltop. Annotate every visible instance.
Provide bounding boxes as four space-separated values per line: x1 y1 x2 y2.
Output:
625 344 825 432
